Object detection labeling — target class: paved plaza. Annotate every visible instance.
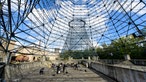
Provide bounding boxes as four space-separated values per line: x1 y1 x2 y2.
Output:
14 65 116 82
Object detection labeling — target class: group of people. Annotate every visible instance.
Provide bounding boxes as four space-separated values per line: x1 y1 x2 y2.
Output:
52 63 67 74
52 63 79 74
39 63 79 75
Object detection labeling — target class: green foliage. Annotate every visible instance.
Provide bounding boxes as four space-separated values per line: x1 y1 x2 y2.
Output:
61 36 146 59
60 50 70 60
97 36 146 59
60 48 95 59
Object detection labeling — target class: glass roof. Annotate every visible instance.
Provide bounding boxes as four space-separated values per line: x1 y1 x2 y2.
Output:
0 0 146 53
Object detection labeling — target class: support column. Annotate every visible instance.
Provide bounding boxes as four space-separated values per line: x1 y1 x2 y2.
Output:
124 54 131 60
88 56 91 61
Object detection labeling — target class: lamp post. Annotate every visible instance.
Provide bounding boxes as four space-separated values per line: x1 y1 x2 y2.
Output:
110 53 113 64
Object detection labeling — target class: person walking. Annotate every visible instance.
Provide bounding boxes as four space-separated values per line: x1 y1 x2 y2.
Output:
56 65 61 74
63 64 67 73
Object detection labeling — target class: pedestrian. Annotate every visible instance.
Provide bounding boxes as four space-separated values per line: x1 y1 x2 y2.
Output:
39 68 44 75
52 63 56 71
63 64 67 73
74 63 78 70
56 65 61 74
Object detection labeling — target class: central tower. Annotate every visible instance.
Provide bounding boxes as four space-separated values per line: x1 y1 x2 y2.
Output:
62 19 92 52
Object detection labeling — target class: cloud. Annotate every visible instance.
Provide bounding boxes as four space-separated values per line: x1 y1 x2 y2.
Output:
24 0 108 51
6 0 145 52
111 0 146 15
2 0 29 15
15 41 21 46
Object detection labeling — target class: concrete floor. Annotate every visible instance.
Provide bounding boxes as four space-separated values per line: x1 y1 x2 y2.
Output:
12 65 117 82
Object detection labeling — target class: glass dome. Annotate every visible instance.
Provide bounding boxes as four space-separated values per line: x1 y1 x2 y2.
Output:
0 0 146 53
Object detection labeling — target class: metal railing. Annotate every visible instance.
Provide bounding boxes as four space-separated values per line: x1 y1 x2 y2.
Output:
131 59 146 66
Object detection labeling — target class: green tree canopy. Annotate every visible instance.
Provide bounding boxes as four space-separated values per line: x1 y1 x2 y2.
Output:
61 35 146 59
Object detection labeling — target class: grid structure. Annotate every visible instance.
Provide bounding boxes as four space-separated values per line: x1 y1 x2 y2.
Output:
0 0 146 58
63 19 92 51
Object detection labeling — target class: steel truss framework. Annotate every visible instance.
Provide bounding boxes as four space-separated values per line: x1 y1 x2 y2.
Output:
0 0 146 63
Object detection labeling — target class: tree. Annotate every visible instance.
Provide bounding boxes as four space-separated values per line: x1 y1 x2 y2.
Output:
61 36 145 59
96 35 145 59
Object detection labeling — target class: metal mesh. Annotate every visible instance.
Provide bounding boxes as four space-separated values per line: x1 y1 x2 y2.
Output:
0 0 146 54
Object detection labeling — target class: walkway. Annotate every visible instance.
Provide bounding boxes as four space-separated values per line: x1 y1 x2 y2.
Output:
16 65 116 82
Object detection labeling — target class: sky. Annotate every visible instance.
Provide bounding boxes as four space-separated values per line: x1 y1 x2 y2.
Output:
0 0 146 52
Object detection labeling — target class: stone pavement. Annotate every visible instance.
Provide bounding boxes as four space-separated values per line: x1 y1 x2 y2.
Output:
14 65 116 82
